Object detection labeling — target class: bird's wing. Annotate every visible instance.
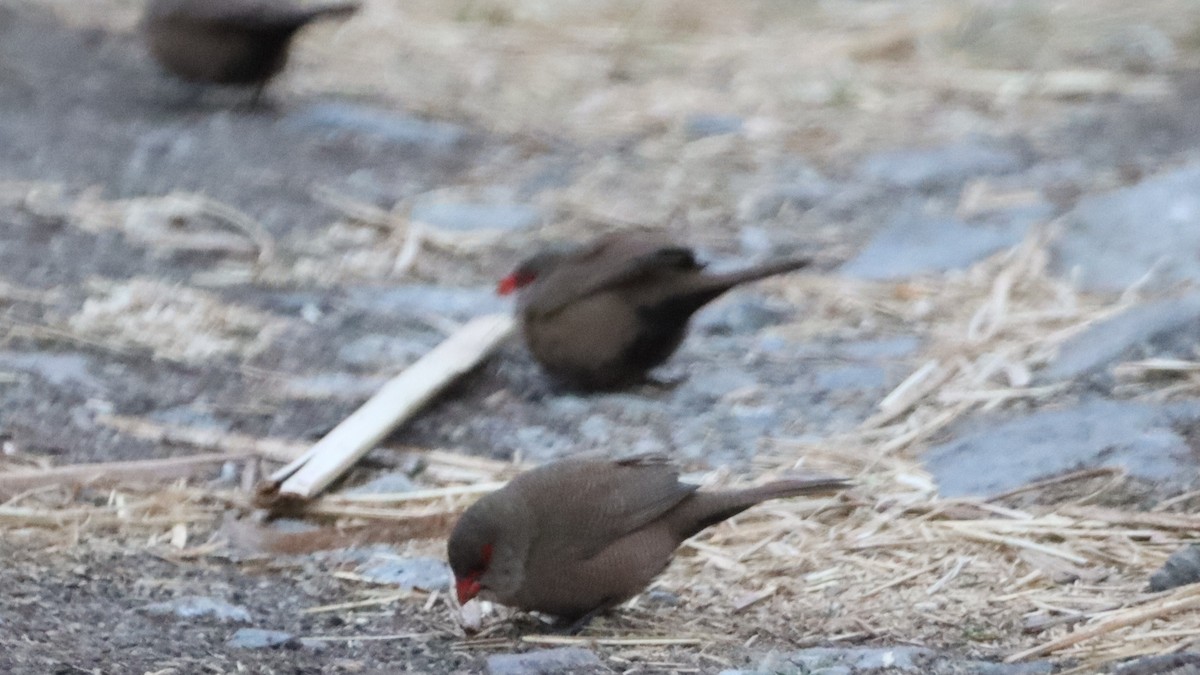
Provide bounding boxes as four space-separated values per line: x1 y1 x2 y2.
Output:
528 235 704 316
518 453 698 561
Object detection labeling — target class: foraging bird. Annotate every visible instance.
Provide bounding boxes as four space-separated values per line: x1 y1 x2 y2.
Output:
142 0 360 100
447 454 848 631
499 232 812 389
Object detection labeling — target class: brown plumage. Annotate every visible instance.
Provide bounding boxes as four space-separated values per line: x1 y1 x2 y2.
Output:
447 454 848 630
143 0 359 98
499 232 812 389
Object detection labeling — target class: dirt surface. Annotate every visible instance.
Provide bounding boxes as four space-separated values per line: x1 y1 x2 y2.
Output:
4 0 1200 673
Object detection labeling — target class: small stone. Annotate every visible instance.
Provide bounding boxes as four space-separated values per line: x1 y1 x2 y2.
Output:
356 556 451 591
1149 545 1200 592
642 589 680 606
684 114 744 139
141 596 251 623
226 628 297 649
486 647 604 675
288 103 467 150
346 472 418 494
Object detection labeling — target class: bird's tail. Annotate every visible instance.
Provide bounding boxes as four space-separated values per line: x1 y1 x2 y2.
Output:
711 256 813 289
298 2 361 22
672 475 849 540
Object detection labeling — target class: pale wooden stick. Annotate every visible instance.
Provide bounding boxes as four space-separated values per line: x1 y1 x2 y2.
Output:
264 313 514 502
0 452 250 494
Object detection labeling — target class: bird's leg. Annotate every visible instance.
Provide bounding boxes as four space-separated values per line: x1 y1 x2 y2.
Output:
558 601 617 635
247 81 270 110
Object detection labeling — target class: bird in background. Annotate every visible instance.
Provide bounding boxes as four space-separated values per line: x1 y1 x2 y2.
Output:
142 0 360 103
499 232 813 390
447 453 849 632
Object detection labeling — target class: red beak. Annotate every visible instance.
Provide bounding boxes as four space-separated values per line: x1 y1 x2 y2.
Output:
456 577 482 605
497 274 519 296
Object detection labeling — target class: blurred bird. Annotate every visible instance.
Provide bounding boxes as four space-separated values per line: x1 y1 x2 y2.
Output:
499 232 813 389
143 0 360 102
447 453 848 632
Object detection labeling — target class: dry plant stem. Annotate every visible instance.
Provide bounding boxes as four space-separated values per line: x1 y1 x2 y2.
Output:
96 414 306 463
0 452 251 495
262 313 515 503
1006 585 1200 662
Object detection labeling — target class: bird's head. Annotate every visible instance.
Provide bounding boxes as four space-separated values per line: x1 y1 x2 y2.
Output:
496 245 573 296
447 491 529 605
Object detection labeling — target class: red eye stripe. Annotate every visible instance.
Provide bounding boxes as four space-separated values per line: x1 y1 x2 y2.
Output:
481 543 494 566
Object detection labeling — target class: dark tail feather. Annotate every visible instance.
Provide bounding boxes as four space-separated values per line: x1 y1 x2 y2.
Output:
673 256 812 309
673 475 849 540
711 256 812 289
299 2 360 22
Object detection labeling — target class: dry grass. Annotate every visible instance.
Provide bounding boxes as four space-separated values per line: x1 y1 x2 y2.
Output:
6 0 1200 671
4 221 1197 672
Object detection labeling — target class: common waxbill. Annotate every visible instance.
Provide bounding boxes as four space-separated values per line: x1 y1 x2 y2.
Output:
143 0 359 100
498 233 812 389
447 454 848 630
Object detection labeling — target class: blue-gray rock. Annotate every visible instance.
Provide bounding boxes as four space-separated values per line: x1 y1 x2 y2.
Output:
487 647 604 675
1038 293 1200 383
226 628 297 649
685 114 744 139
411 200 541 233
1053 164 1200 291
840 211 1027 280
1148 545 1200 592
287 103 467 150
344 285 506 320
858 139 1025 191
142 596 251 623
925 399 1200 497
357 556 450 591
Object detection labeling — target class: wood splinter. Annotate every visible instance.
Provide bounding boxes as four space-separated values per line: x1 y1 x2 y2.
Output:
256 313 515 510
